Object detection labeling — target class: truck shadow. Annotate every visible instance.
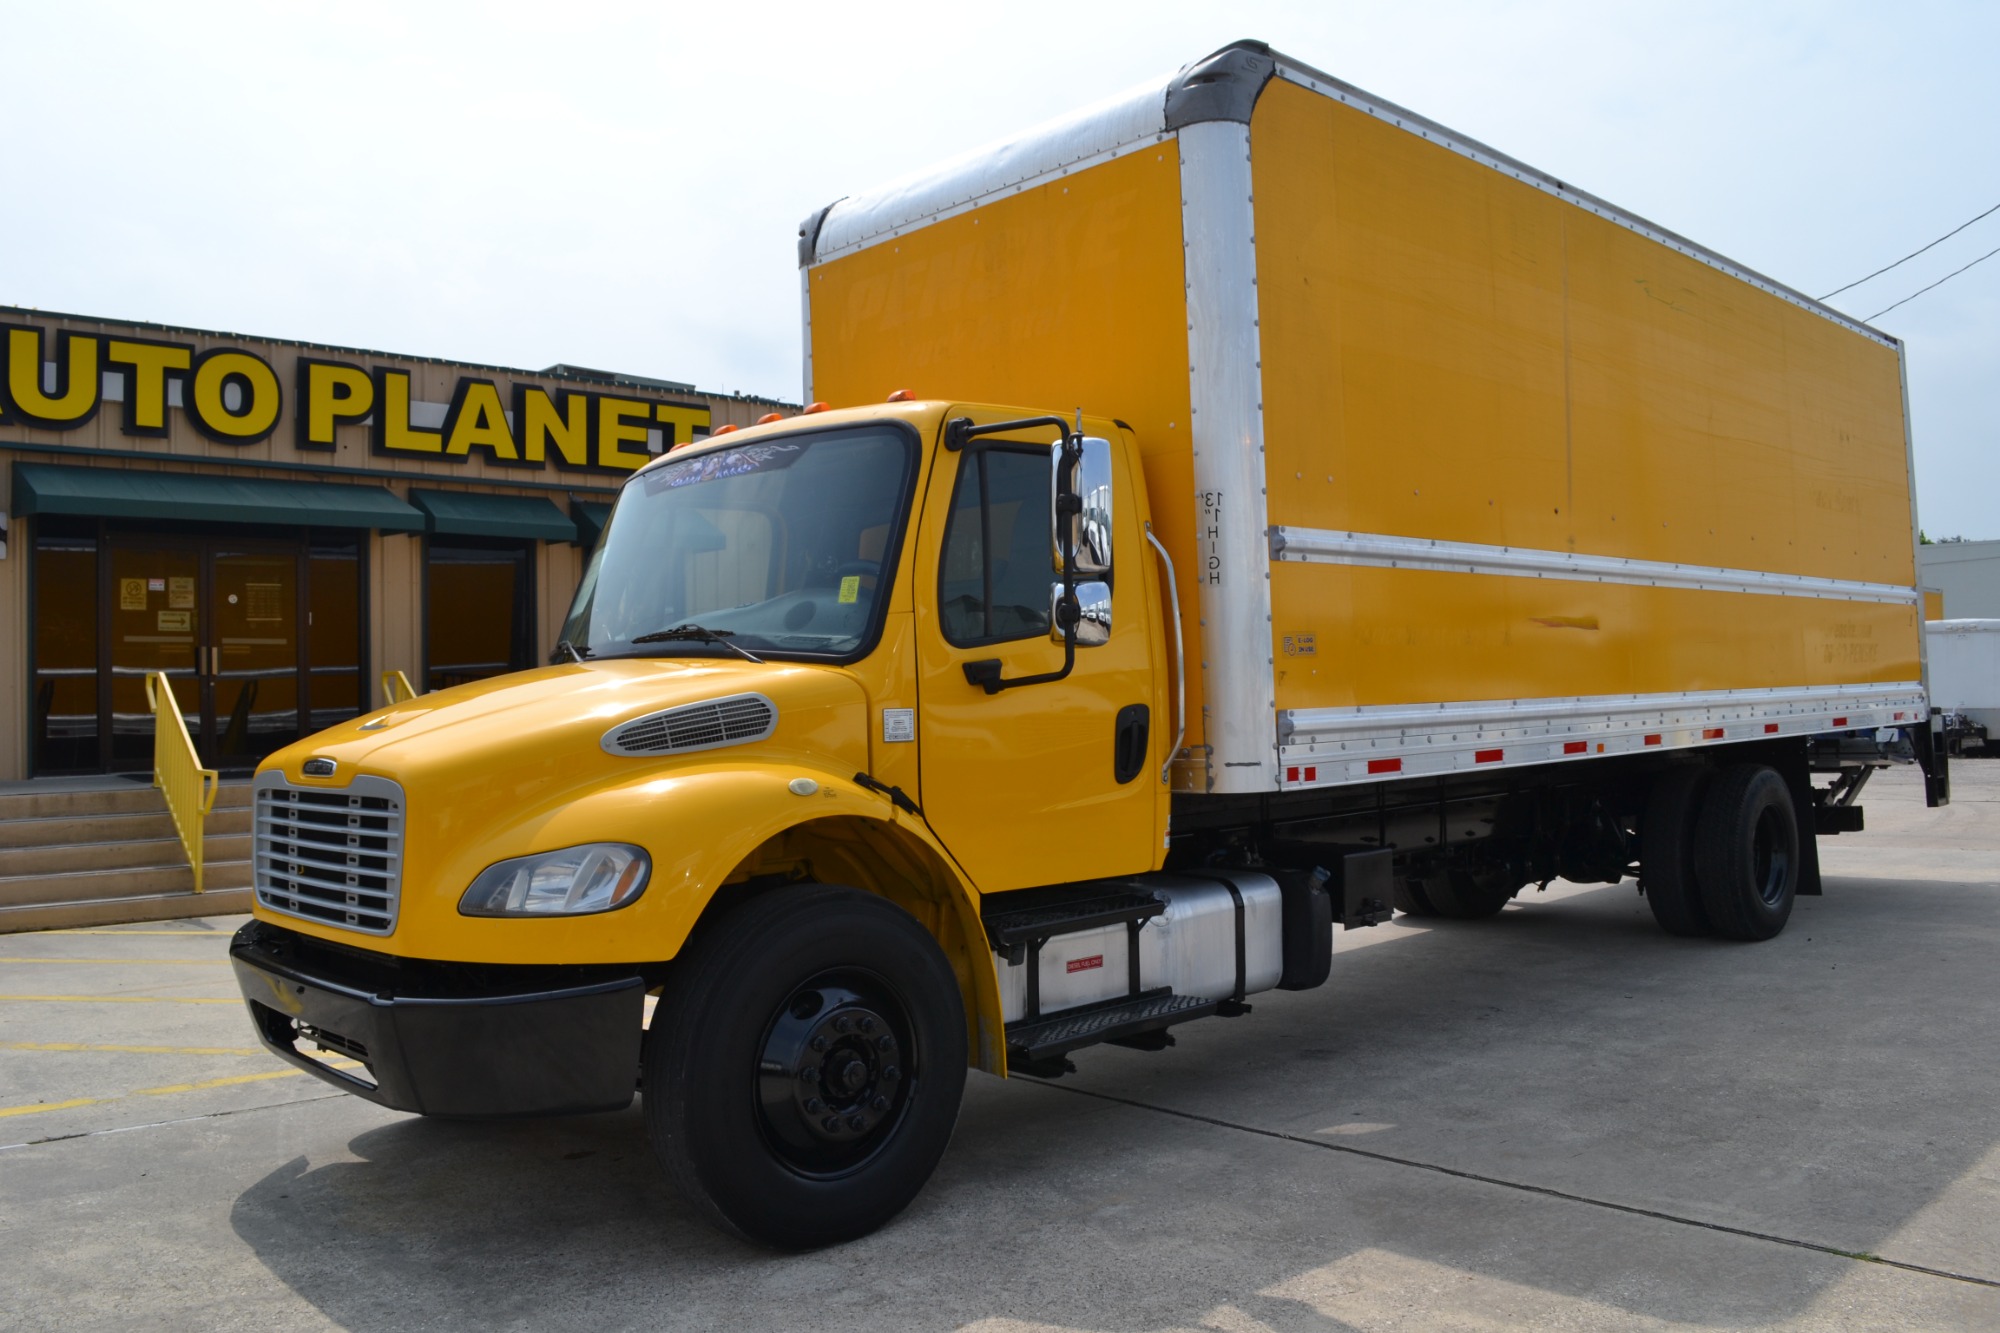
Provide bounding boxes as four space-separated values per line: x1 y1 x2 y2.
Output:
229 876 2000 1331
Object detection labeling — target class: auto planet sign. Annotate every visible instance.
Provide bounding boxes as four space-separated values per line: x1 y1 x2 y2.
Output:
0 320 711 475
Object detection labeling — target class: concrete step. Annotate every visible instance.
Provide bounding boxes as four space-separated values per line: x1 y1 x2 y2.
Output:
0 887 255 934
0 780 253 822
0 805 254 849
0 833 254 878
0 858 255 911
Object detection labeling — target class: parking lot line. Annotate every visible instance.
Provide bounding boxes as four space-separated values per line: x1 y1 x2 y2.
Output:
39 929 236 937
4 1041 263 1055
0 994 239 1005
0 1063 359 1120
0 957 230 965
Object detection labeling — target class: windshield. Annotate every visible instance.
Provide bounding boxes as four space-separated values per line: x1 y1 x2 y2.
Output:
559 425 917 661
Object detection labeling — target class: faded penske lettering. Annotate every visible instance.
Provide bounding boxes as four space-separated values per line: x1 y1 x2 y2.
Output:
0 320 712 475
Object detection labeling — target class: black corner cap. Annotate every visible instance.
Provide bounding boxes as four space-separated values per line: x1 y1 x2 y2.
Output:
798 199 842 269
1164 40 1276 130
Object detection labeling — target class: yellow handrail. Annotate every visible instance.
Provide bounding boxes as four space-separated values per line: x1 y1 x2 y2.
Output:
381 670 418 706
146 672 219 894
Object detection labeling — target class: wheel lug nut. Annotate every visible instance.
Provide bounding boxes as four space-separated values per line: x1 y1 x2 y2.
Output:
846 1114 866 1131
858 1016 875 1033
833 1015 852 1034
799 1066 819 1083
822 1116 841 1132
803 1097 823 1113
871 1095 889 1112
881 1065 899 1081
876 1034 894 1051
809 1036 828 1052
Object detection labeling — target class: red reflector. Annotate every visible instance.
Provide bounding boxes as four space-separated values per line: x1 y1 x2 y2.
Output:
1833 717 1848 727
1303 766 1318 782
1286 767 1299 782
1644 734 1662 746
1764 723 1780 734
1703 728 1725 740
1475 748 1503 764
1895 712 1907 721
1066 955 1103 974
1563 741 1587 754
1367 758 1402 774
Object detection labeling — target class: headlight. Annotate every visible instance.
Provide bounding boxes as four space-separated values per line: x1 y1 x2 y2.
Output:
458 844 650 917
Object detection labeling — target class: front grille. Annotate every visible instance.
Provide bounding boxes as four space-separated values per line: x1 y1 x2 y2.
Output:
253 773 405 935
603 693 777 756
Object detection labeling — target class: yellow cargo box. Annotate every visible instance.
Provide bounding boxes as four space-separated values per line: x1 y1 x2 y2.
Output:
802 40 1926 798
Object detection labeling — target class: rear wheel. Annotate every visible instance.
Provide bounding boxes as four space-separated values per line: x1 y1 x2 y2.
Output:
1694 764 1799 942
1393 876 1440 917
643 884 967 1248
1641 766 1713 937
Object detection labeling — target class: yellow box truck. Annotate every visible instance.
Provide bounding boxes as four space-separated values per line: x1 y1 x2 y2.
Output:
231 40 1947 1248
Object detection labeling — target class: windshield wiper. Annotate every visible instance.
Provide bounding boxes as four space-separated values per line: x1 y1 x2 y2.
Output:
630 623 765 664
550 639 594 664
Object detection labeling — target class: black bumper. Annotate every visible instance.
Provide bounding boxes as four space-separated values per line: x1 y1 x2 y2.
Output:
231 921 647 1118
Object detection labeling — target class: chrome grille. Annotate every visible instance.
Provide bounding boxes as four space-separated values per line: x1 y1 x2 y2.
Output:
253 773 405 935
603 693 777 757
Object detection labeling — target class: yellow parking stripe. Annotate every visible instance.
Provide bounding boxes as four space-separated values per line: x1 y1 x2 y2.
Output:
0 957 227 965
0 1062 359 1120
0 995 238 1005
3 1041 263 1056
39 929 235 937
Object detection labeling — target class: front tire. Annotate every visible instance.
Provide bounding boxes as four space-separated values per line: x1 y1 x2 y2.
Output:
644 884 968 1249
1694 764 1800 942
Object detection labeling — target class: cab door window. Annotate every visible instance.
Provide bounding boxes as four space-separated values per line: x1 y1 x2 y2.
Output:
938 448 1053 646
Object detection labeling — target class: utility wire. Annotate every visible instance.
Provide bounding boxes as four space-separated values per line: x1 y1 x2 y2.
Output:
1864 242 2000 322
1819 200 2000 299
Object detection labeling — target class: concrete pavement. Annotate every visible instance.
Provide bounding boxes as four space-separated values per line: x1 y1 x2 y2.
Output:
2 761 1996 1331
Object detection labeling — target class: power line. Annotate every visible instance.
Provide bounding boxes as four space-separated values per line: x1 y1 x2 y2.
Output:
1819 200 2000 300
1864 242 2000 322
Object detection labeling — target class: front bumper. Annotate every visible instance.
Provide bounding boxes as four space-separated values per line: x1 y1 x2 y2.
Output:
230 920 647 1118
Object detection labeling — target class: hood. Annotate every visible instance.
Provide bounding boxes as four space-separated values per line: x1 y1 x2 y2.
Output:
265 658 871 819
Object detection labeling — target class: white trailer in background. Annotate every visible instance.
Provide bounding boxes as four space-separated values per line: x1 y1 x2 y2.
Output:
1927 620 2000 755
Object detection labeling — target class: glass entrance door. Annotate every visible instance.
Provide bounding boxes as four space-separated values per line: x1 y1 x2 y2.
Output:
105 539 304 772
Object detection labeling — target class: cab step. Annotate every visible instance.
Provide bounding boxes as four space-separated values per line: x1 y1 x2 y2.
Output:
982 889 1163 962
1005 989 1218 1069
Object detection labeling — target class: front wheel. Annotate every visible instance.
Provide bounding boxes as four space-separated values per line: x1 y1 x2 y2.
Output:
644 884 967 1249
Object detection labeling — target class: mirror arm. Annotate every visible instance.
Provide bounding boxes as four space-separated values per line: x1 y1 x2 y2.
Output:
963 426 1085 694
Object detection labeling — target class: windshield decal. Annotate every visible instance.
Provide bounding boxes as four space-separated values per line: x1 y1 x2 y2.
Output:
642 442 804 495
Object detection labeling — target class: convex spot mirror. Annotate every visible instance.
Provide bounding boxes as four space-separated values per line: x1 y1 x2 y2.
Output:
1049 581 1111 647
1051 436 1113 578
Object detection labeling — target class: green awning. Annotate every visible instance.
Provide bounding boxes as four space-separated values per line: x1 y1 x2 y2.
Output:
12 461 425 532
411 489 578 543
572 498 614 547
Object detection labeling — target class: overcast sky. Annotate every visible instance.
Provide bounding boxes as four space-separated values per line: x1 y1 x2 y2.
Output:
4 1 1993 538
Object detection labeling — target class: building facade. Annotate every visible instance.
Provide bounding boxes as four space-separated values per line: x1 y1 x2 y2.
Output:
1921 539 2000 621
0 306 788 781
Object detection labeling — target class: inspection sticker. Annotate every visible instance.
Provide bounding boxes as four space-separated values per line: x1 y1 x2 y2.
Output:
838 575 861 604
882 708 915 743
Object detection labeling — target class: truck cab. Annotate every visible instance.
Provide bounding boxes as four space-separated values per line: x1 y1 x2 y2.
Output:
231 400 1190 1249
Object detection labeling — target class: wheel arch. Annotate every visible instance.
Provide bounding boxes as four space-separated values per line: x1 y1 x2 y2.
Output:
703 806 1006 1076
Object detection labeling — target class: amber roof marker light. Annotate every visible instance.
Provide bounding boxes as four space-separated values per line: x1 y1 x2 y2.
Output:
886 389 915 402
803 401 831 414
756 412 784 424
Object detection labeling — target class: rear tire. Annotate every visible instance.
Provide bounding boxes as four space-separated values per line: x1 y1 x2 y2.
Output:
1393 876 1440 917
1694 764 1799 942
1641 766 1713 937
643 885 967 1249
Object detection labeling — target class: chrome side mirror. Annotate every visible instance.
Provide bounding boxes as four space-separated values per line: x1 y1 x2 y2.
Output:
1050 580 1111 647
1051 436 1113 578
